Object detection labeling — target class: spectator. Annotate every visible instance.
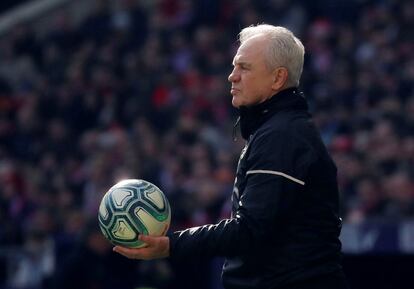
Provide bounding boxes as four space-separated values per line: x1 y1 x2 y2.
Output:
0 0 413 288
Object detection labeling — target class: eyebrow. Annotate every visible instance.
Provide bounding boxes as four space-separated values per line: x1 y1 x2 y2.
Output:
232 60 252 68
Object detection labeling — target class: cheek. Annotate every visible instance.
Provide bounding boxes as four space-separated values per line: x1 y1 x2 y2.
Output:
241 75 254 89
242 77 260 93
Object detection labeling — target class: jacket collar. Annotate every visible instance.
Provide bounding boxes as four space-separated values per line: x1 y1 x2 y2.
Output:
237 87 308 140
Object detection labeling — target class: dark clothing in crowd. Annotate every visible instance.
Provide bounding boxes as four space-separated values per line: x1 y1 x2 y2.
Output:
1 0 413 288
53 241 137 289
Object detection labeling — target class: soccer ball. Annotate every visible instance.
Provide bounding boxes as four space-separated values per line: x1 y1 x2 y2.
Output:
98 179 171 248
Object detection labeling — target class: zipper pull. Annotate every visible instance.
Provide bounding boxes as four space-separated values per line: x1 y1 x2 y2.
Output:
232 116 240 141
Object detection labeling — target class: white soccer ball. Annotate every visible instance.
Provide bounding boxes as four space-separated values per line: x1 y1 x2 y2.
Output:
98 179 171 248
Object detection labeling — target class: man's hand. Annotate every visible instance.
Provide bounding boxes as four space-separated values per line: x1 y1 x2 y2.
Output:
113 234 170 260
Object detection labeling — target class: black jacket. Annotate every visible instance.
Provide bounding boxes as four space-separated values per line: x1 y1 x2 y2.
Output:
169 88 343 289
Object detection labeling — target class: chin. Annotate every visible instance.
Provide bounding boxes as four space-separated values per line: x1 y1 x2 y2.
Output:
231 98 241 108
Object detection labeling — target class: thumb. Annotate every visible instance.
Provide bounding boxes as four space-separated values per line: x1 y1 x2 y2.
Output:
138 234 155 244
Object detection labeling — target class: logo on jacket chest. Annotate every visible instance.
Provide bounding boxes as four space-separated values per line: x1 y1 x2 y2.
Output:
236 143 249 172
240 143 248 160
233 143 249 201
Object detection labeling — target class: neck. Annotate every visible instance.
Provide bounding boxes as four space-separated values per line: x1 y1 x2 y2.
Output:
236 87 307 140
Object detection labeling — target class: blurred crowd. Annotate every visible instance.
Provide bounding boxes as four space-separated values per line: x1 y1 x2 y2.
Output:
0 0 413 288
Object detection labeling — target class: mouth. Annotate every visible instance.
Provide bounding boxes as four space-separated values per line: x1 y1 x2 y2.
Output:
230 88 240 94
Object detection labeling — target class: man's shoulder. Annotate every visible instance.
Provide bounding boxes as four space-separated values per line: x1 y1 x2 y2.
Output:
259 110 313 139
250 111 323 163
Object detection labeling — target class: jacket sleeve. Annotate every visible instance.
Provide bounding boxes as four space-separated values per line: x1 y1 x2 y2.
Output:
169 130 315 261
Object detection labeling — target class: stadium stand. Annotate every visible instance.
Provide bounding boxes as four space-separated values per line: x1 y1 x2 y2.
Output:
0 0 413 288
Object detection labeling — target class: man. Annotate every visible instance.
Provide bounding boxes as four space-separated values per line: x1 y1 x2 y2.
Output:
114 24 349 289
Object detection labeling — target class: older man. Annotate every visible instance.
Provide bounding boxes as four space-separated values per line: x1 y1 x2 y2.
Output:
114 24 349 289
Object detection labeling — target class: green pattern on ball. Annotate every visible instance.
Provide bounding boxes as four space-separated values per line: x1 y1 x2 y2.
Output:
98 179 171 248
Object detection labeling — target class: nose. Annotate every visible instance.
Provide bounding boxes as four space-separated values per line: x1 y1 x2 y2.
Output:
228 67 240 83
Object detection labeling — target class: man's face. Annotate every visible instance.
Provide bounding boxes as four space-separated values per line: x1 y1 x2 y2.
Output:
228 36 276 108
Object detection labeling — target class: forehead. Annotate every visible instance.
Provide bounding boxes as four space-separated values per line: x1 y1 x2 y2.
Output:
233 36 268 64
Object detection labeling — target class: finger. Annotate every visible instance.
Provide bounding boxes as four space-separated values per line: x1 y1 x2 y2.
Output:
138 234 156 245
113 246 135 259
113 246 128 254
113 246 141 257
115 246 151 260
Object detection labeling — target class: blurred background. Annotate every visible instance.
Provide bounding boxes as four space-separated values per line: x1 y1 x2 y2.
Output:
0 0 413 288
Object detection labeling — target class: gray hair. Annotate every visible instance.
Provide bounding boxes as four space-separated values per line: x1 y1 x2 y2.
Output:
239 24 305 87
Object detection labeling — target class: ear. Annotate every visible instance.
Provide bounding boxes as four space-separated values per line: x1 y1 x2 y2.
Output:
271 67 289 91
